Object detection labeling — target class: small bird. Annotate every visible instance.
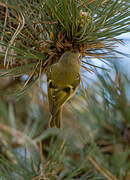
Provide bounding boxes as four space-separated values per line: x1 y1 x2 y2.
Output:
47 50 81 128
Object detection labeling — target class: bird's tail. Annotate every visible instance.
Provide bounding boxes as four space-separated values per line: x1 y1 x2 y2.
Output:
49 109 62 128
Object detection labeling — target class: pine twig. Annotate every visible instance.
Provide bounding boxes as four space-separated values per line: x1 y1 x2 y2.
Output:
89 157 119 180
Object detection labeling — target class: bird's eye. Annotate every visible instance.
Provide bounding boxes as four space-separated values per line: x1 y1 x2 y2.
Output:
63 87 71 93
48 80 54 88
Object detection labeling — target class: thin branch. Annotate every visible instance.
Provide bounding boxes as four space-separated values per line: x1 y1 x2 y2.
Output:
23 62 39 88
89 157 119 180
4 13 25 67
0 123 38 150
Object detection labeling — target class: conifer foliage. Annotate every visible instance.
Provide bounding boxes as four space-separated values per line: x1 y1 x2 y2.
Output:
0 0 130 179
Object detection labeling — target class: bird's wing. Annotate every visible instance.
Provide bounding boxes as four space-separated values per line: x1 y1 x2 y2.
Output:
47 81 71 115
47 73 80 115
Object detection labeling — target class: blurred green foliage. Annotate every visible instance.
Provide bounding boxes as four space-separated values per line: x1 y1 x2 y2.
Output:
0 0 130 179
0 68 130 180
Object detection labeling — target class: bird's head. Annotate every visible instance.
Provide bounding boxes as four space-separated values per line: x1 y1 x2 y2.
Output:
59 50 81 66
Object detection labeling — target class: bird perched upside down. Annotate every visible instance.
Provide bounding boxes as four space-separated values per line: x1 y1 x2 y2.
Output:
47 51 81 128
